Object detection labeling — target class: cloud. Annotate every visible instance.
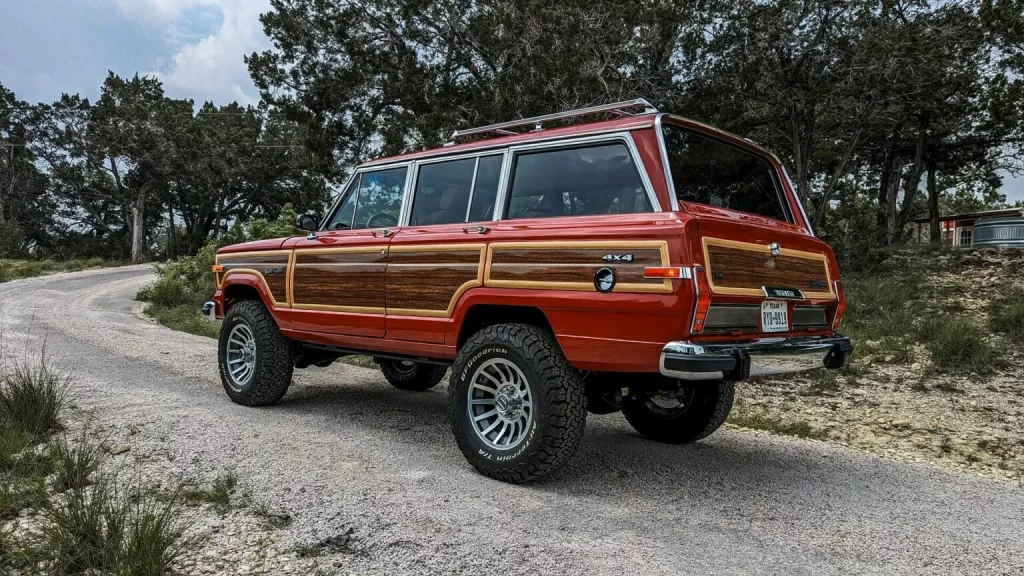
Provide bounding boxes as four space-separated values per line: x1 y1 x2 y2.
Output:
109 0 271 106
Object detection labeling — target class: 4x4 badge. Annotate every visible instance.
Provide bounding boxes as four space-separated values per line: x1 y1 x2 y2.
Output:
602 254 634 262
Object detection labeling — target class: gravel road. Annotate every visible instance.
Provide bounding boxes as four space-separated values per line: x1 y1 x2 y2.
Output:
2 266 1023 576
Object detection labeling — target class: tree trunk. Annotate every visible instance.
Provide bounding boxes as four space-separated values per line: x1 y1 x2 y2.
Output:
167 204 176 260
885 159 904 245
927 161 940 243
131 188 146 262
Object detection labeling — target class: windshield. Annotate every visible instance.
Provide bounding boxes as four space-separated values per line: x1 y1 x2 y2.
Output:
661 124 791 222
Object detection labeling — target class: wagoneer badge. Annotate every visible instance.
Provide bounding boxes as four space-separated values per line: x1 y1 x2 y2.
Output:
594 267 616 293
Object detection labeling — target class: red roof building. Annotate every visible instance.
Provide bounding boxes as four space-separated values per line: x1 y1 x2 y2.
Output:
911 208 1024 247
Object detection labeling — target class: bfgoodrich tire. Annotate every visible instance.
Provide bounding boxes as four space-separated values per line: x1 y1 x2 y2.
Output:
378 359 447 391
217 300 294 407
621 380 734 444
449 323 587 483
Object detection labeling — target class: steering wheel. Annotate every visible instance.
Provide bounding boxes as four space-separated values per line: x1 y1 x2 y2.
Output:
366 212 398 228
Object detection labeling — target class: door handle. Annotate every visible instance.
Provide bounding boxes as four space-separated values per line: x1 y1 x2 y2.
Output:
462 225 490 235
376 229 395 238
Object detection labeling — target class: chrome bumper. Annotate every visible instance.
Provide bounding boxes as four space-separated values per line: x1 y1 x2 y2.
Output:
660 336 853 381
201 301 217 321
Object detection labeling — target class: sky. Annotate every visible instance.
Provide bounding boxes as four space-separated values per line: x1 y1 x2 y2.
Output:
0 0 1021 203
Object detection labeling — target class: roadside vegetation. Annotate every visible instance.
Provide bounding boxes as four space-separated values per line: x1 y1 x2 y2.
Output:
0 258 121 284
0 352 190 574
729 246 1024 484
136 207 298 339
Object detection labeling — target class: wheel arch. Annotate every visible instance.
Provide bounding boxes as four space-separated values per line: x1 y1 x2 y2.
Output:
455 303 554 349
220 273 277 313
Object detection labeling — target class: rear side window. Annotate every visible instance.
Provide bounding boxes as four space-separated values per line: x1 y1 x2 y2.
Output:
662 125 790 222
506 143 651 220
410 154 503 226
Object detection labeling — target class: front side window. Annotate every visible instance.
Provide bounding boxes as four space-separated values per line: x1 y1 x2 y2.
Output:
506 143 651 220
324 166 407 230
662 124 790 222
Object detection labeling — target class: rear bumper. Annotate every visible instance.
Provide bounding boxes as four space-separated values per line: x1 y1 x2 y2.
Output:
660 336 853 381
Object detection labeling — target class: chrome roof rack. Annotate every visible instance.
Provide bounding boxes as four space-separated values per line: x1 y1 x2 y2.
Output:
450 98 659 141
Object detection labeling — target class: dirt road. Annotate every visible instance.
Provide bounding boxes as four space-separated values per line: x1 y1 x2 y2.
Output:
2 266 1022 575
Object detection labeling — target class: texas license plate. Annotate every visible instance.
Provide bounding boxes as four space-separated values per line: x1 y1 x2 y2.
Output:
761 300 789 333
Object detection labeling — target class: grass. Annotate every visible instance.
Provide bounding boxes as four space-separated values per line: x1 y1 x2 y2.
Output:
0 258 120 283
727 411 822 440
0 351 191 575
988 287 1024 344
179 472 240 514
920 317 999 374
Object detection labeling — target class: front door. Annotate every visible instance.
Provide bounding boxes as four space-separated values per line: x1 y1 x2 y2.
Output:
286 165 409 338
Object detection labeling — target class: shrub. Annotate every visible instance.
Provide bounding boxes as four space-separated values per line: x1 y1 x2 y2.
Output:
138 205 299 337
920 317 998 374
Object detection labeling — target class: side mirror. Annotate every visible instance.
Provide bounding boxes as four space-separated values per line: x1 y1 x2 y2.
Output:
296 214 318 232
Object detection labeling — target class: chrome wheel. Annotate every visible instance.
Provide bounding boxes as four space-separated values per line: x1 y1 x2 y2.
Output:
467 358 533 450
226 324 257 388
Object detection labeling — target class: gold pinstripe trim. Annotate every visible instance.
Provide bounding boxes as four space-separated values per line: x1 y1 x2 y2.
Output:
701 237 835 299
484 240 673 294
385 243 486 318
215 250 293 308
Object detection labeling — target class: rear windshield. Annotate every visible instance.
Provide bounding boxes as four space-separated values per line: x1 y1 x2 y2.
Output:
661 124 791 222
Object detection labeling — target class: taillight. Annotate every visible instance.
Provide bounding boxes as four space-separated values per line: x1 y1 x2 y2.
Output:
691 266 712 334
643 267 687 279
832 280 846 330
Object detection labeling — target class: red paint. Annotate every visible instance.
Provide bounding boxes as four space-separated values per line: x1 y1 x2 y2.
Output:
215 114 846 373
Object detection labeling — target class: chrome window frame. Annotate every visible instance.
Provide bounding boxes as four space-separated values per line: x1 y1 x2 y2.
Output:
320 162 413 231
494 132 661 221
401 150 508 227
657 113 808 232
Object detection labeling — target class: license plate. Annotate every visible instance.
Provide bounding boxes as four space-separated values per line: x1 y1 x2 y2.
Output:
761 300 789 333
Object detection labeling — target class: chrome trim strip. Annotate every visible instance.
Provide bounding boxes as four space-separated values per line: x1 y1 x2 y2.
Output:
464 156 481 222
781 164 815 236
654 113 680 212
492 148 514 221
398 161 417 227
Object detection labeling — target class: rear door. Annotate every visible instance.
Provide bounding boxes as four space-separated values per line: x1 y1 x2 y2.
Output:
286 165 409 338
385 152 505 343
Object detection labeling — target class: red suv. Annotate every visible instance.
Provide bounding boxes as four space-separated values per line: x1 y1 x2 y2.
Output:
204 99 852 483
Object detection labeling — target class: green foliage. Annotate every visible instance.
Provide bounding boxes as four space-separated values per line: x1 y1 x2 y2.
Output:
989 287 1024 344
138 206 298 337
920 317 998 374
0 258 117 283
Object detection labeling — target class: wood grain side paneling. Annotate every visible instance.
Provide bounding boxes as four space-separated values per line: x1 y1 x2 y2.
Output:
486 241 671 293
291 248 388 312
386 245 484 317
703 238 834 299
216 251 291 305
